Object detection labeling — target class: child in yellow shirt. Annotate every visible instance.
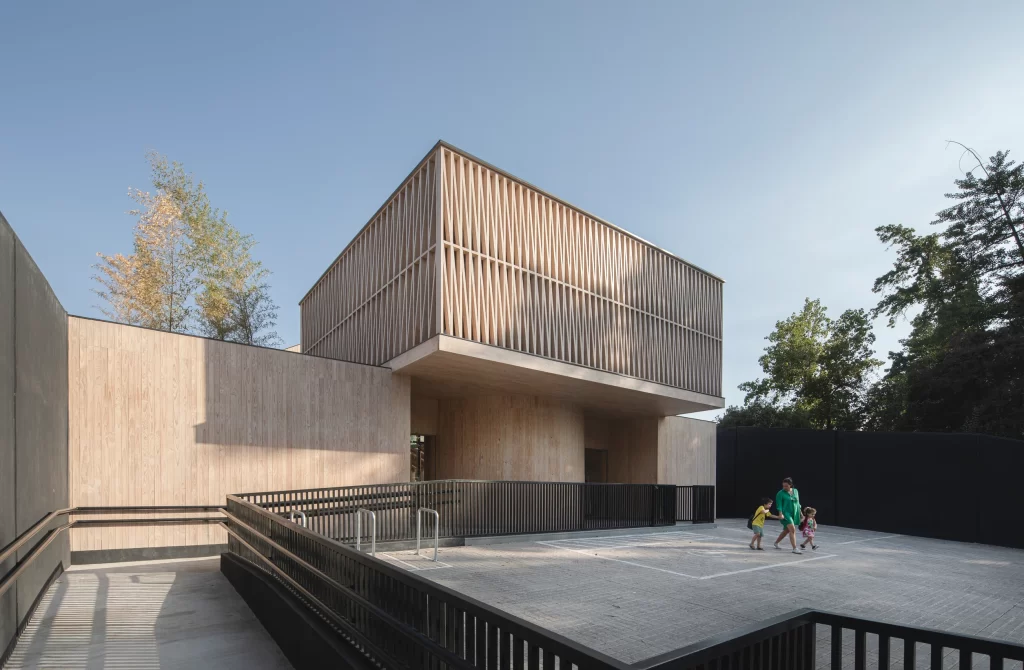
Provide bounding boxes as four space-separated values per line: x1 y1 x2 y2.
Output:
749 497 783 550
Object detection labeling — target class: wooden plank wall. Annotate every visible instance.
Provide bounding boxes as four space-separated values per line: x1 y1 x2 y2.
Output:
584 414 659 484
300 153 438 364
68 317 410 552
438 146 723 398
434 395 584 481
658 416 716 486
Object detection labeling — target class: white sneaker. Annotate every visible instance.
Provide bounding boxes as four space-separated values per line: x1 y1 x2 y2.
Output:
792 549 803 555
773 542 781 550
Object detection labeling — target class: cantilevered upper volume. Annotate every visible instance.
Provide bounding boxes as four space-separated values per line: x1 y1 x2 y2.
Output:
300 141 724 415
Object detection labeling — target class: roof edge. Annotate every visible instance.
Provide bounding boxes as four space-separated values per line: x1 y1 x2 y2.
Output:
300 139 726 306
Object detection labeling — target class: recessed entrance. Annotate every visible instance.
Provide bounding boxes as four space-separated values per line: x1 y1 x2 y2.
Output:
410 434 434 482
584 448 608 483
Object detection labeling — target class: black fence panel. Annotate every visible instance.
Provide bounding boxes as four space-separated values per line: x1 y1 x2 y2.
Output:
835 431 978 542
726 428 837 525
676 486 716 523
718 427 1024 548
715 428 738 518
239 480 680 544
979 435 1024 548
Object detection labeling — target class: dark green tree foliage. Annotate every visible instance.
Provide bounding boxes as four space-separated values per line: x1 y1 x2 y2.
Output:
721 146 1023 438
867 147 1024 438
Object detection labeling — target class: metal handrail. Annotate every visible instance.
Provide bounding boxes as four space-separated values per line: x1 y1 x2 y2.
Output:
415 507 439 561
220 512 472 669
225 494 623 669
288 510 307 527
0 506 225 601
355 508 375 557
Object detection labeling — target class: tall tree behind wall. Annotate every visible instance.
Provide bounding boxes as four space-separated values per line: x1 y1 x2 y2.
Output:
867 146 1024 437
93 152 281 345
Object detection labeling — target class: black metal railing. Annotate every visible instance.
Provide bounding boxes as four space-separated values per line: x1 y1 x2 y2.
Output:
221 498 1024 670
224 494 624 670
0 506 225 600
237 480 682 544
635 609 1024 670
675 485 715 524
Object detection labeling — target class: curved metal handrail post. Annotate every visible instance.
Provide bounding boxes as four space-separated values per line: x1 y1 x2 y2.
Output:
415 507 439 561
355 508 376 557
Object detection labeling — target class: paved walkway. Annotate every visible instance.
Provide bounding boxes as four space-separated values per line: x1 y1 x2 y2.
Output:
382 520 1024 666
5 557 290 669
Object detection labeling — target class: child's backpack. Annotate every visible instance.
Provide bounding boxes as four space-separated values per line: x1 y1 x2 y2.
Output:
746 511 755 530
799 517 808 531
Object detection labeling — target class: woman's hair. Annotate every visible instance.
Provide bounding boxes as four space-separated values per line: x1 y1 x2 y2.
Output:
804 507 817 516
782 477 794 486
761 497 773 506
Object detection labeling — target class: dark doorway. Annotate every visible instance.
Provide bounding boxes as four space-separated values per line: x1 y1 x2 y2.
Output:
410 434 435 482
585 448 608 483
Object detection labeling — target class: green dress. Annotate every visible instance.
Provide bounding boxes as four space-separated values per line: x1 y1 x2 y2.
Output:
776 487 801 527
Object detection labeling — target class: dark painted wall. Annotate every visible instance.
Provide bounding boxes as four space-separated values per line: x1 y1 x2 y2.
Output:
717 427 1023 548
0 211 70 656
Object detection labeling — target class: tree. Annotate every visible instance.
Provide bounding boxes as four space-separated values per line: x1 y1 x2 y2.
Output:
717 400 814 430
94 189 196 331
197 223 281 346
866 146 1024 438
94 151 281 345
723 299 881 430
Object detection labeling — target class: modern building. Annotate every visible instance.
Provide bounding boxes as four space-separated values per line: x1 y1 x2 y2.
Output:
300 141 724 485
1 141 723 578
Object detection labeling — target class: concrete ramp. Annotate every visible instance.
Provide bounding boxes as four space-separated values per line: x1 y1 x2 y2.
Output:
4 557 290 669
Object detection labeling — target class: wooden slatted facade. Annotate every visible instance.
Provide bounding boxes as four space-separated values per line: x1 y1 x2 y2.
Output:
301 152 438 364
301 142 723 399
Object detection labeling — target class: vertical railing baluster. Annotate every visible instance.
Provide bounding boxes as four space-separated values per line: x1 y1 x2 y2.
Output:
930 643 943 670
831 625 842 670
905 639 917 670
878 634 889 670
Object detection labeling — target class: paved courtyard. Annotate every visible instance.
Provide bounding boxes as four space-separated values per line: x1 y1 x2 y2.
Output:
381 519 1024 666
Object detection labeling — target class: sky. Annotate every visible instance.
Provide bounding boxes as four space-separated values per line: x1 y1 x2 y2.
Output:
2 1 1023 419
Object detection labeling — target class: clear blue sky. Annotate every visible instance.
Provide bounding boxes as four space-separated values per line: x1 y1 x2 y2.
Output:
3 1 1023 417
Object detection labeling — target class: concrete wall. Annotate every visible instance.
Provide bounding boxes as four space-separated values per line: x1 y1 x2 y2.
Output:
68 317 411 559
434 395 585 481
0 212 70 659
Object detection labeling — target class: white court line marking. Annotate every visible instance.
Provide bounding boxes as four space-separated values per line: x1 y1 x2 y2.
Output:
553 538 674 550
837 535 900 545
537 541 838 580
699 554 836 579
537 542 702 579
721 525 885 544
381 553 452 571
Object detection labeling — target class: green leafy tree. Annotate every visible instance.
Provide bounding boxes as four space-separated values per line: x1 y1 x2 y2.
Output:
196 222 281 346
723 299 881 429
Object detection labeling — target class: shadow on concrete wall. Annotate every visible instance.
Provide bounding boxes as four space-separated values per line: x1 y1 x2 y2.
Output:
0 210 70 661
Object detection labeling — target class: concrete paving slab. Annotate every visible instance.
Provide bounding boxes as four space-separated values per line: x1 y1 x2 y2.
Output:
407 519 1024 666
